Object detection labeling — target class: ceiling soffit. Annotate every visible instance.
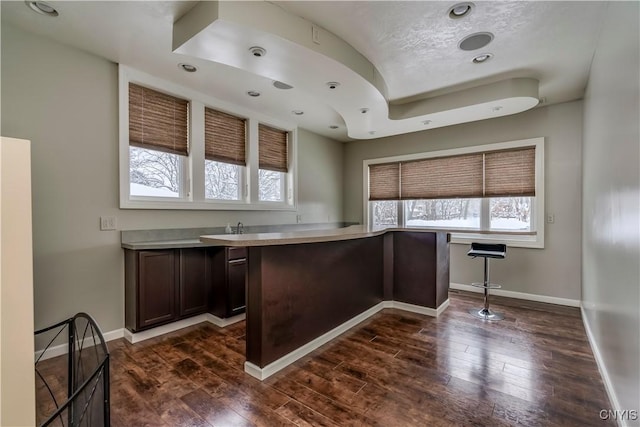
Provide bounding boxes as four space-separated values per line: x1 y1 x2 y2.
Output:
174 1 538 140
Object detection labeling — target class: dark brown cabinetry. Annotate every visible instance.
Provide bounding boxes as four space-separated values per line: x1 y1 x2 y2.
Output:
210 247 247 318
178 248 210 317
125 248 210 332
134 250 177 330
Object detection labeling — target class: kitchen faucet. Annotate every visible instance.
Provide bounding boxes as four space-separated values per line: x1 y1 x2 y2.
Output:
235 222 244 234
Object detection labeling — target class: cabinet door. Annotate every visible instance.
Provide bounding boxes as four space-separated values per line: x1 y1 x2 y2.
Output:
179 248 209 317
227 259 247 317
138 250 177 329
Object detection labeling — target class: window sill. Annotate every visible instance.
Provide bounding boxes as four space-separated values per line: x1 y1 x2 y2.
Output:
450 232 543 249
120 198 296 211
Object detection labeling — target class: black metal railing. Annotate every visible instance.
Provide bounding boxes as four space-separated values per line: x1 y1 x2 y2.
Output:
35 313 110 427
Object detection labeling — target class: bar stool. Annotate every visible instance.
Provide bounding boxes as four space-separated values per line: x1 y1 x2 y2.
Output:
467 242 507 321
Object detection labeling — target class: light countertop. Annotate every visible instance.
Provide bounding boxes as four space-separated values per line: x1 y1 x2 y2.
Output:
121 239 212 250
199 225 448 247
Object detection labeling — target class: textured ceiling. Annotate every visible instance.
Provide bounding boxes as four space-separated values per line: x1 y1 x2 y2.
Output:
276 1 607 104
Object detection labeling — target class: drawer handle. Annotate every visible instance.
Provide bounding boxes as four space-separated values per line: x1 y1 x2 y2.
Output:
228 259 246 264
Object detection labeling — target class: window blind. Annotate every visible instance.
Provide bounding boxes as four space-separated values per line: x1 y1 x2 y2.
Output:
400 154 484 199
204 107 246 166
258 124 288 172
369 163 400 200
484 147 536 197
368 146 536 201
129 83 189 156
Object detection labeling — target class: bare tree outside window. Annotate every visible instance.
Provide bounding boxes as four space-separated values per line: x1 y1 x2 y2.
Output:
490 197 531 230
371 200 398 227
129 146 180 197
259 169 284 201
405 199 481 228
205 160 241 200
370 197 532 231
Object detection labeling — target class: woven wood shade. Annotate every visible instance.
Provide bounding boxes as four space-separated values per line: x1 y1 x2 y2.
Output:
259 124 288 172
204 108 246 166
484 147 536 197
369 163 400 200
368 146 536 201
401 154 484 199
129 83 189 156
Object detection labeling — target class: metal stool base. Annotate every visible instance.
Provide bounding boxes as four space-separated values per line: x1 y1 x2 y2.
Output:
468 307 504 321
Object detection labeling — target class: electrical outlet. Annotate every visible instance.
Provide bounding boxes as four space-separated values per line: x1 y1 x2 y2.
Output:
100 216 117 231
547 214 555 224
296 214 302 223
312 25 320 44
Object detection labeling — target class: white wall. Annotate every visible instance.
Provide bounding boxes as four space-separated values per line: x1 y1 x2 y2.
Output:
344 101 583 301
582 1 640 417
0 24 344 338
0 137 36 426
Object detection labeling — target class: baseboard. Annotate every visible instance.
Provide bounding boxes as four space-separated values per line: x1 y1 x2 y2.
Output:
35 328 125 362
205 312 245 328
581 305 627 427
449 282 580 307
244 298 451 381
388 300 447 317
124 314 212 344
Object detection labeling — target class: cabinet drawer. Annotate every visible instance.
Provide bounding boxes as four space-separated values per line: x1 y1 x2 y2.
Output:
227 247 247 260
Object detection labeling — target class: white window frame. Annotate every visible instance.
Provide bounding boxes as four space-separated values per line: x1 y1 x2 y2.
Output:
119 65 297 211
363 137 545 248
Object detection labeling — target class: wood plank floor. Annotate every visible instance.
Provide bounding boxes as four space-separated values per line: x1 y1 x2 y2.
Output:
37 290 614 426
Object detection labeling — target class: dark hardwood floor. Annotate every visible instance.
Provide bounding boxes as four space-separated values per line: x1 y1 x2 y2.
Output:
37 290 614 426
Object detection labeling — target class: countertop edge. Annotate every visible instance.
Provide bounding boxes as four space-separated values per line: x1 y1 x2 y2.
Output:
199 226 449 247
122 225 534 250
121 241 215 250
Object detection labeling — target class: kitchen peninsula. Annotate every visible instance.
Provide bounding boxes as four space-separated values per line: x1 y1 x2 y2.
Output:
200 225 450 380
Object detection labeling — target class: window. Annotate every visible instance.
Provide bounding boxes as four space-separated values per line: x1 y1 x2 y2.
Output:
119 66 297 210
365 138 544 248
258 124 289 203
204 107 246 201
128 83 189 199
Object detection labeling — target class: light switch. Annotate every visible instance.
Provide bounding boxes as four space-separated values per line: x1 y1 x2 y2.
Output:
100 216 117 230
547 214 555 224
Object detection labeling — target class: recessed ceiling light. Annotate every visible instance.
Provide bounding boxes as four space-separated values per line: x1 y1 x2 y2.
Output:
273 81 293 90
329 125 339 129
369 131 376 135
458 32 494 51
292 110 304 115
492 106 503 112
26 1 58 16
448 2 474 19
249 46 266 57
247 91 261 97
178 63 197 73
326 82 341 90
422 120 432 125
472 53 493 64
360 108 369 114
